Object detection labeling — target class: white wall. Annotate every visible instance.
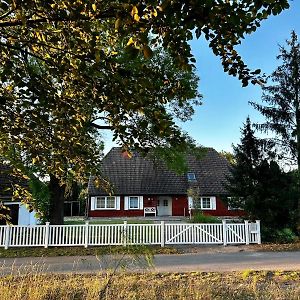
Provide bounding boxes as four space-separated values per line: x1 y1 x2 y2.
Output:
18 204 39 225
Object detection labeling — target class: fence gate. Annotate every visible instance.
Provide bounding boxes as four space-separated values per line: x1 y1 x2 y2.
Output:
165 223 223 245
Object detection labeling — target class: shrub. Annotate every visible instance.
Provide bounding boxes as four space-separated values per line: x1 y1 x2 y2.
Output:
274 228 297 244
190 211 219 223
262 227 297 243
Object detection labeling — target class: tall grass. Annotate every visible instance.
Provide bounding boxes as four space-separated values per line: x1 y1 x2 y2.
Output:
0 271 299 300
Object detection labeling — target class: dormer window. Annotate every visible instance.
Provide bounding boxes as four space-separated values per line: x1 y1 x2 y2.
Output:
187 172 196 181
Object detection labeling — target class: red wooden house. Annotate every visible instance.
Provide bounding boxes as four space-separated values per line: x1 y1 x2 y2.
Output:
88 147 243 218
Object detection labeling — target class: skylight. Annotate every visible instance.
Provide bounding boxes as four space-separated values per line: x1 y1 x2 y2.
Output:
187 172 196 181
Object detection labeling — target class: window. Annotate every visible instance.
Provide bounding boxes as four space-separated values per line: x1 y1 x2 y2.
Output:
129 196 139 209
95 196 116 209
187 172 196 181
125 196 143 210
193 198 201 209
106 196 115 208
201 197 211 209
163 199 168 207
188 196 216 210
96 197 106 209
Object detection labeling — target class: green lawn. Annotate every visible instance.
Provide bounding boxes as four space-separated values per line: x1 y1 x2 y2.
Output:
64 219 154 225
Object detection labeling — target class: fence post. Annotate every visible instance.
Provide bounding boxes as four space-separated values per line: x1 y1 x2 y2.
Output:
160 221 165 247
256 220 261 244
84 221 89 248
123 221 127 246
4 225 10 250
245 220 249 245
44 222 50 248
222 219 227 246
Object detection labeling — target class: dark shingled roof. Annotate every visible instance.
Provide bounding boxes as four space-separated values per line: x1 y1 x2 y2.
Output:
0 164 28 200
88 147 231 196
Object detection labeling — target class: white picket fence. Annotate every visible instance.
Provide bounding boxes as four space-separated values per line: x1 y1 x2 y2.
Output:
0 220 261 249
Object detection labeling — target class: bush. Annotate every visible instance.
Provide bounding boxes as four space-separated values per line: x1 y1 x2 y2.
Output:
189 211 219 223
275 228 297 244
262 227 297 243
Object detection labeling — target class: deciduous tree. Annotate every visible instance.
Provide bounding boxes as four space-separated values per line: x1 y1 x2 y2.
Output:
0 0 290 223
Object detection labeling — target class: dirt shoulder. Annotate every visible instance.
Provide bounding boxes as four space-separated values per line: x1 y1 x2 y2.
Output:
174 242 300 254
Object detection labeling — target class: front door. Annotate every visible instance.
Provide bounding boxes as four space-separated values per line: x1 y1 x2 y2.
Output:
157 196 172 216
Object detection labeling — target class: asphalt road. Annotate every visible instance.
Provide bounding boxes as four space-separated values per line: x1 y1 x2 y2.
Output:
1 251 300 275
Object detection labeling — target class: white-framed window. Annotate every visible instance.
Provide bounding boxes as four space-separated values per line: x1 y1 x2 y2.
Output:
95 196 116 210
129 196 139 209
124 196 144 210
201 197 212 209
188 196 216 210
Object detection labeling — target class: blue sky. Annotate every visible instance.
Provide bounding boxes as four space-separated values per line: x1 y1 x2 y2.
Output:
183 0 300 152
103 1 300 154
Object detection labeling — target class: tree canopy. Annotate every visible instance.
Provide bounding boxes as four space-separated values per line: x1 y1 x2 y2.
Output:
250 31 300 166
0 0 291 222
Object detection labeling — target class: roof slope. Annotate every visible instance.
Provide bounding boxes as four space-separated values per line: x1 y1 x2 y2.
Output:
88 147 231 196
0 164 28 200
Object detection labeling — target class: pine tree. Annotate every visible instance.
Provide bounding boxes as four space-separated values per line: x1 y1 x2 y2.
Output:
250 31 300 230
227 117 262 214
227 118 295 231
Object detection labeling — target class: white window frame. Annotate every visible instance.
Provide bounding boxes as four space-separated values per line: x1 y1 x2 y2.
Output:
201 197 212 210
188 196 216 210
124 196 144 210
128 196 140 210
95 196 117 210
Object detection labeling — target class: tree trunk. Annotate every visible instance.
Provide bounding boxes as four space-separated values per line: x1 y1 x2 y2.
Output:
48 174 65 225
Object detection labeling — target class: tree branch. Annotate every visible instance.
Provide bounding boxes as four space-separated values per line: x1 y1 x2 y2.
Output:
0 9 16 20
0 42 49 63
0 10 118 28
90 122 112 130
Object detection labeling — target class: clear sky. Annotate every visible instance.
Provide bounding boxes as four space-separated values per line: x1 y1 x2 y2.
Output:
103 1 300 154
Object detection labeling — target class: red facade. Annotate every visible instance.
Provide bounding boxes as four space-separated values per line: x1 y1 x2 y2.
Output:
88 195 244 218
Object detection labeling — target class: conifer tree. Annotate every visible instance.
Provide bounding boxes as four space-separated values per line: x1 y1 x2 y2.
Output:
250 31 300 230
227 118 295 231
227 117 262 213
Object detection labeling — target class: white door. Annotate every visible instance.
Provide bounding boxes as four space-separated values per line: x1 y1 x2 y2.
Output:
157 196 172 216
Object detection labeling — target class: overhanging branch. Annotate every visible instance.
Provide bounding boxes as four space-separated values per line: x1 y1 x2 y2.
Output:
90 122 112 130
0 10 118 28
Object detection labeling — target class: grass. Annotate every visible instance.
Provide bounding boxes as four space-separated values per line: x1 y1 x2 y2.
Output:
0 245 179 258
0 271 299 300
64 219 155 225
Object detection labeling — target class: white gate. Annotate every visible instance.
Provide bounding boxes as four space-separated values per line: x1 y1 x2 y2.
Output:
165 224 223 245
